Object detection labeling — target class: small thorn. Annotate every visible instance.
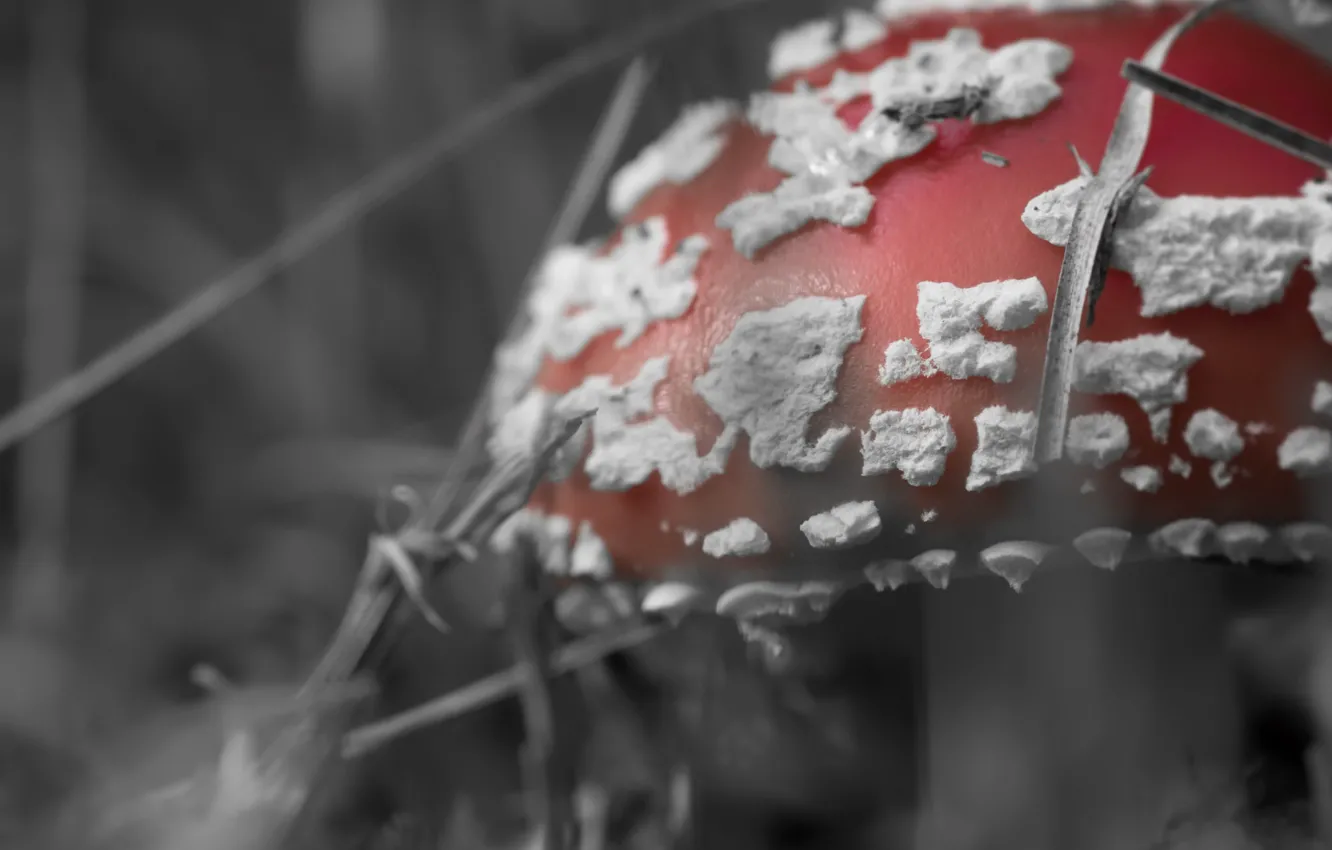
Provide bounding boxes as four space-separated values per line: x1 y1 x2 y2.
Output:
1068 143 1094 178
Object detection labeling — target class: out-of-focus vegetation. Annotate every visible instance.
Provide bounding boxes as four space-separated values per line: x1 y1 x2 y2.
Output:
0 0 854 846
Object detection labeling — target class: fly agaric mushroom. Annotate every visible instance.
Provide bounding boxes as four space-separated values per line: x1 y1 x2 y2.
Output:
486 0 1332 627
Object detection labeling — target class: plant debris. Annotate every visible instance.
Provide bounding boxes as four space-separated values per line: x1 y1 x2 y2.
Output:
981 150 1009 167
881 79 994 130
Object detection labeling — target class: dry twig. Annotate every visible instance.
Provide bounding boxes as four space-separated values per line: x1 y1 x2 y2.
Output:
1121 59 1332 169
342 620 664 759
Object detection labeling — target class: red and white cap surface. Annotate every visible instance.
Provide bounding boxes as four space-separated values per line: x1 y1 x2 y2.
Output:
487 0 1332 595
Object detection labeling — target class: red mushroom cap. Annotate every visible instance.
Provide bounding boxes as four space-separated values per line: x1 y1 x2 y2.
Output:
488 1 1332 598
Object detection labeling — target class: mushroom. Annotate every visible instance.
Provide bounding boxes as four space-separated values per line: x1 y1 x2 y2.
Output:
482 0 1332 839
489 0 1332 613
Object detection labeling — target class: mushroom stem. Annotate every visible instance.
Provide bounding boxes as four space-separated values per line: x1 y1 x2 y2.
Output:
506 539 579 850
919 559 1243 849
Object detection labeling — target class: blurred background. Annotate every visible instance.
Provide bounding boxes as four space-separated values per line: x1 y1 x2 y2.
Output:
0 0 1329 848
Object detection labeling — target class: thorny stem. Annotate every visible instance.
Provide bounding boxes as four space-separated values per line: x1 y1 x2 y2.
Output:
0 0 760 457
508 541 577 850
1031 0 1230 464
300 413 589 698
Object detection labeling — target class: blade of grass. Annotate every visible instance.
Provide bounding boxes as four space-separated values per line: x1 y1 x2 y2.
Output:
0 0 763 457
294 49 655 721
420 54 656 530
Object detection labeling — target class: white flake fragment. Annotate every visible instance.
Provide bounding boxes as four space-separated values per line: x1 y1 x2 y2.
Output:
1184 409 1243 461
715 581 844 622
864 559 913 591
1080 479 1096 494
724 28 1071 256
1071 333 1204 442
967 406 1037 491
555 357 735 495
1313 381 1332 417
768 18 838 79
552 220 707 360
841 8 888 51
716 174 878 259
1184 409 1243 488
489 509 574 575
1168 454 1192 478
1023 176 1332 317
570 521 613 579
1279 427 1332 476
800 501 883 549
979 541 1051 591
1310 226 1332 341
1120 465 1163 493
1282 522 1332 562
491 218 708 413
876 0 1216 19
702 519 772 558
608 101 737 219
681 528 700 546
867 28 1073 124
1216 523 1270 564
1246 422 1274 436
641 583 704 618
912 549 957 589
1073 527 1132 570
749 87 933 183
915 278 1049 383
1064 413 1129 469
1150 518 1218 559
695 296 864 471
861 408 956 485
879 339 933 386
922 509 938 522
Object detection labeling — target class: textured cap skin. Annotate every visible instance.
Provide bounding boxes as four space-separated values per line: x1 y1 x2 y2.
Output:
507 6 1332 582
